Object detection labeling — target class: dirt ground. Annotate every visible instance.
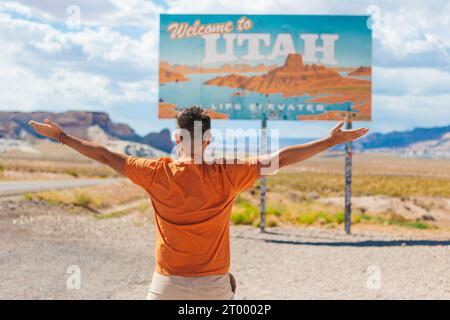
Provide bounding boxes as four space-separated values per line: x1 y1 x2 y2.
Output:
1 199 450 300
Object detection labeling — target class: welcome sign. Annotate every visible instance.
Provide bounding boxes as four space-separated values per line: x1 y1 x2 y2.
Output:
158 14 372 121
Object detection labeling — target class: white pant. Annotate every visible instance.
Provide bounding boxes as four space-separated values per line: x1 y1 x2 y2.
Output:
147 271 235 300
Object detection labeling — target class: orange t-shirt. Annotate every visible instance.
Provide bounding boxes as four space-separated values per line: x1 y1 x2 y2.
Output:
124 156 260 277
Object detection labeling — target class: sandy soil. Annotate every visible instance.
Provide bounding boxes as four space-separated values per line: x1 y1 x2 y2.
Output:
1 199 449 300
320 196 450 224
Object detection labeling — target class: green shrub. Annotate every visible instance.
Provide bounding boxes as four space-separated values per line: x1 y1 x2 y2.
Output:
266 205 285 217
94 210 127 220
231 199 259 225
401 221 430 230
335 211 345 224
74 192 93 208
23 193 34 201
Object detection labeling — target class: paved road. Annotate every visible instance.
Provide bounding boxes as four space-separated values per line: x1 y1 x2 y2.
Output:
0 178 119 197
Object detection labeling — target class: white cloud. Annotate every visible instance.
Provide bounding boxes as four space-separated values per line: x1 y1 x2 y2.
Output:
12 0 162 27
373 93 450 132
374 67 450 96
0 1 54 22
31 26 156 64
0 2 159 65
0 6 158 113
0 58 154 111
103 0 161 27
166 0 362 14
373 4 450 58
118 80 157 102
0 61 106 110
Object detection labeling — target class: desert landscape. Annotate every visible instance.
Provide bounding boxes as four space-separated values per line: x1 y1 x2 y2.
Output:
2 0 448 302
2 111 450 299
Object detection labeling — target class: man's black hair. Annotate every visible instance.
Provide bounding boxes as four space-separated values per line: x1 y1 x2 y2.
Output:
176 106 211 137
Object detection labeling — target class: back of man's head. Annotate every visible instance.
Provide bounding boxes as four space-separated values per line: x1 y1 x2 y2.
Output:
176 106 211 139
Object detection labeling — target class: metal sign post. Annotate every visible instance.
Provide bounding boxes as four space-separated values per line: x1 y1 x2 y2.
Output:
344 119 353 235
260 116 267 233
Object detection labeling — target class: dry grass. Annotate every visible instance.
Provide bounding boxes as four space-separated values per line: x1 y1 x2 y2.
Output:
261 153 450 198
0 141 117 180
7 148 449 231
94 201 152 220
24 181 147 211
266 171 450 198
288 153 450 179
0 158 117 180
231 194 434 230
233 152 450 230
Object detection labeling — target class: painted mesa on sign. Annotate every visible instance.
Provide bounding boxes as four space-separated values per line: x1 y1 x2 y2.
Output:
204 53 371 121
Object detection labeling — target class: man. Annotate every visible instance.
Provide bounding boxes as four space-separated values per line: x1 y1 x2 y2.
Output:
29 106 369 300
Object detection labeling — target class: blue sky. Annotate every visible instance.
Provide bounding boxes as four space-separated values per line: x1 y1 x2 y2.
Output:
1 0 450 138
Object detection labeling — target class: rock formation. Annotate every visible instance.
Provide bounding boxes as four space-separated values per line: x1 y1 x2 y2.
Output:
0 111 174 153
204 53 371 121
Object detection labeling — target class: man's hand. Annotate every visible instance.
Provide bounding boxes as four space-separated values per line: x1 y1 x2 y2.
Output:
28 119 63 141
327 121 369 146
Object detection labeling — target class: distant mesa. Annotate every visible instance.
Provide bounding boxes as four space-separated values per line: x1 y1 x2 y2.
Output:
142 128 174 153
357 125 450 150
354 125 450 158
204 53 371 121
0 111 137 141
0 111 174 153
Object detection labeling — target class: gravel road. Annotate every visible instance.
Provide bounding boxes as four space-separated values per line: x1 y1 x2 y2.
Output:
1 199 449 300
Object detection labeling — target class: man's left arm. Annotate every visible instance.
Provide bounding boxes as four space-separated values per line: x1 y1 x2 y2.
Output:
260 122 369 171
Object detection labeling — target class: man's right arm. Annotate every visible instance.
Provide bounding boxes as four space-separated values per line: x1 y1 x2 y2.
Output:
29 119 127 175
